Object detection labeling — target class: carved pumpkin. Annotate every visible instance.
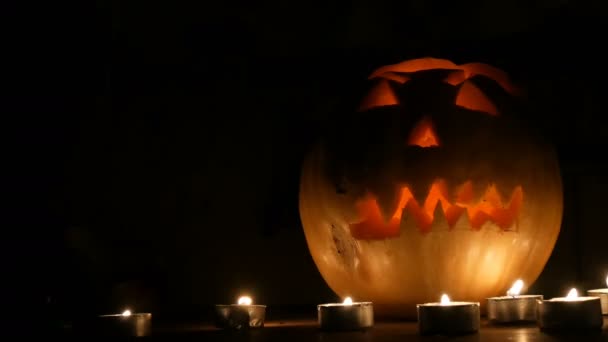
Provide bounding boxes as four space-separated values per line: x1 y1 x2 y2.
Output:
299 58 562 318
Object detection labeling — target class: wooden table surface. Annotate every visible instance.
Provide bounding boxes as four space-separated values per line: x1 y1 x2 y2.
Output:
148 318 608 341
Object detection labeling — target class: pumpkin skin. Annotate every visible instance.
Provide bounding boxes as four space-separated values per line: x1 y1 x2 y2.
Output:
299 58 562 318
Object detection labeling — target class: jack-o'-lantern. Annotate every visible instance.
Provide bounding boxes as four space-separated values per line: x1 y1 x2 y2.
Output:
299 58 562 318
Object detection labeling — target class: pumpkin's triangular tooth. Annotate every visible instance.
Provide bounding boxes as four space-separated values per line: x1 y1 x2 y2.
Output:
452 211 472 231
454 180 474 205
482 184 505 208
410 178 434 206
400 202 419 233
445 206 467 228
375 196 396 222
507 186 524 212
494 182 516 203
432 204 449 232
479 220 496 232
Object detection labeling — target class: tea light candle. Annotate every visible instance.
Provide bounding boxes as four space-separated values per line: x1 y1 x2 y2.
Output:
587 275 608 315
537 288 603 331
215 296 267 329
487 279 543 323
417 294 480 335
96 309 152 337
318 297 374 331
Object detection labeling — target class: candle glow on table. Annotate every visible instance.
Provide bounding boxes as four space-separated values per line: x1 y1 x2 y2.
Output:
96 308 152 337
214 295 266 329
587 274 608 315
317 296 374 331
487 279 543 323
417 293 480 335
537 287 603 331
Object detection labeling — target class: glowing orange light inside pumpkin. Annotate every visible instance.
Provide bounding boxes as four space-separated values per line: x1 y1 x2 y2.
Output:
369 58 459 77
359 80 399 111
361 57 518 116
379 72 410 84
455 81 498 116
350 180 523 239
369 58 518 96
408 117 440 147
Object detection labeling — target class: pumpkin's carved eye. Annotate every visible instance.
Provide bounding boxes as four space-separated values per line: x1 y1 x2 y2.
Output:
407 117 439 147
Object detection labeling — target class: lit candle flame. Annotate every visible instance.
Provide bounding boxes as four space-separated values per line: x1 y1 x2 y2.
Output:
237 296 252 305
565 288 578 300
507 279 524 296
121 309 132 317
343 297 353 305
440 294 450 305
605 275 608 288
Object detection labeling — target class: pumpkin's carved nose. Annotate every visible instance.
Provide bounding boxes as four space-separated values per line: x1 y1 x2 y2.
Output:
408 117 439 147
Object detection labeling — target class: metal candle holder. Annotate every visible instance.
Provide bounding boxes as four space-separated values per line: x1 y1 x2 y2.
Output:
318 302 374 331
537 296 603 331
214 304 266 329
96 312 152 337
487 295 543 323
417 301 480 335
587 289 608 315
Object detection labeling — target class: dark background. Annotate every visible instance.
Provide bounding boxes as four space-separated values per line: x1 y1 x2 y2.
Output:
4 0 608 325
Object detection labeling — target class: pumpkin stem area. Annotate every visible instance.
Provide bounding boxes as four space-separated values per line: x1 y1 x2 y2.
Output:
350 181 523 239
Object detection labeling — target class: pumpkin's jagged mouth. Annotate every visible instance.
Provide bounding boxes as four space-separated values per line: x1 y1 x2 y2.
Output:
350 180 523 239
